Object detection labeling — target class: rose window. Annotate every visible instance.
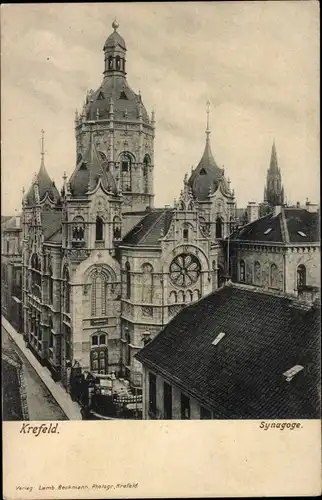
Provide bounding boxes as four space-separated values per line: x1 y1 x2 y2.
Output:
169 253 201 287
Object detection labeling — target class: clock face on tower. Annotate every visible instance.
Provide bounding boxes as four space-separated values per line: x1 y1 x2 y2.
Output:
169 253 201 287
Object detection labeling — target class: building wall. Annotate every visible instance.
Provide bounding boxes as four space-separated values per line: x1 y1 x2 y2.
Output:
141 367 213 420
232 244 320 294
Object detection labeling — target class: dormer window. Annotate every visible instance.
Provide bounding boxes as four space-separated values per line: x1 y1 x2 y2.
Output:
212 332 225 346
97 91 105 100
119 90 128 100
283 365 304 382
200 168 207 175
264 228 272 235
298 231 307 237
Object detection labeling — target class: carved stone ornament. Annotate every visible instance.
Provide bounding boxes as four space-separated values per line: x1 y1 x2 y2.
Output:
142 306 153 318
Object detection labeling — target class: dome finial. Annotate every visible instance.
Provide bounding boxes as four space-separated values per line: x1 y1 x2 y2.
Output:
112 18 119 31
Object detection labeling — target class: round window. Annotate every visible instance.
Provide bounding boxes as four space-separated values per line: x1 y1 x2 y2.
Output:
169 253 201 287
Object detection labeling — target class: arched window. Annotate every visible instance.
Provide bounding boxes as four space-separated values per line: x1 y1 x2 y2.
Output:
142 263 153 303
240 260 246 282
270 264 279 289
91 335 98 346
297 265 306 289
72 216 85 242
178 290 185 303
63 265 70 313
169 291 177 303
215 217 223 239
90 268 110 317
48 265 53 304
115 55 121 70
186 290 193 302
126 329 131 367
143 155 150 193
193 289 201 301
254 261 261 286
113 216 122 240
120 153 133 192
90 332 108 373
108 56 113 70
95 216 104 241
125 261 131 299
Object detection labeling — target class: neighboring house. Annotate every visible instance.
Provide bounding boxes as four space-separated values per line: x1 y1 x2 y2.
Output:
1 214 23 332
228 205 320 295
136 282 320 420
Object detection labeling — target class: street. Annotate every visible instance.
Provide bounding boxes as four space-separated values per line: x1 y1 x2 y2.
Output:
2 326 67 420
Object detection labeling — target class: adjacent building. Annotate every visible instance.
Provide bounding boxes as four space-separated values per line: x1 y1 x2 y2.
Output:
1 214 23 332
136 282 320 419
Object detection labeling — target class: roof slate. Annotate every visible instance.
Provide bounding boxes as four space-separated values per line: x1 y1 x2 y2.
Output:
231 207 319 244
42 212 62 242
121 209 173 246
136 284 321 419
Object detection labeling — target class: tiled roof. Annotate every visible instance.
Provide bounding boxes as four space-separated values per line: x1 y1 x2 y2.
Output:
136 284 321 419
121 209 173 246
1 215 21 231
231 207 319 244
42 212 62 242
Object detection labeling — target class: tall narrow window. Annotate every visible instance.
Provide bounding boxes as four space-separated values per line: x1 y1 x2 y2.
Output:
163 382 172 420
95 216 104 241
125 262 131 299
143 155 150 194
113 216 122 239
48 265 53 305
126 330 131 367
215 217 223 239
120 153 132 192
297 265 306 288
63 265 70 313
270 263 279 289
142 263 153 303
240 260 246 282
90 268 109 317
115 55 121 70
149 372 157 417
72 216 85 242
180 393 190 420
254 261 261 286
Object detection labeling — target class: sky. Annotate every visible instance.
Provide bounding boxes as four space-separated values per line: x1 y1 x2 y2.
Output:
1 1 320 215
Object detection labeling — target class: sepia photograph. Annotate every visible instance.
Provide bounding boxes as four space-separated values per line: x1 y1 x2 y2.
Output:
1 1 320 498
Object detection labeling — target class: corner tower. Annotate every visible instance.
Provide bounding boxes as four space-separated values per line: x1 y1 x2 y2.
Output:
73 21 155 213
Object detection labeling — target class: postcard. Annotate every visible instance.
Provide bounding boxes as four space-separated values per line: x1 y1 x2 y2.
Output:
2 2 320 498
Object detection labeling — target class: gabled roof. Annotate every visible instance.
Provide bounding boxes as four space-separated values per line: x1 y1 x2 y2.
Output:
121 209 173 247
136 284 321 419
1 215 21 232
231 207 319 244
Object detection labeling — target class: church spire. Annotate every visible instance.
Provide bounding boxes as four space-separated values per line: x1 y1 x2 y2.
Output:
263 140 285 207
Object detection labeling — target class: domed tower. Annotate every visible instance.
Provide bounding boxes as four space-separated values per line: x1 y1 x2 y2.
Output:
73 20 155 214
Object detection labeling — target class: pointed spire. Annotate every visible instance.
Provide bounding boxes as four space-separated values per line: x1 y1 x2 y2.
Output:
269 139 278 172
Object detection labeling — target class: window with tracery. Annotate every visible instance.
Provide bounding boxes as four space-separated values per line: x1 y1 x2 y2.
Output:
90 268 110 317
142 263 153 303
72 216 85 242
169 254 201 288
120 153 133 192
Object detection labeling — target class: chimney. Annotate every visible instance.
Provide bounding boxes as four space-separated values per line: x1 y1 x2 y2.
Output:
274 205 282 216
247 201 259 223
296 201 300 208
